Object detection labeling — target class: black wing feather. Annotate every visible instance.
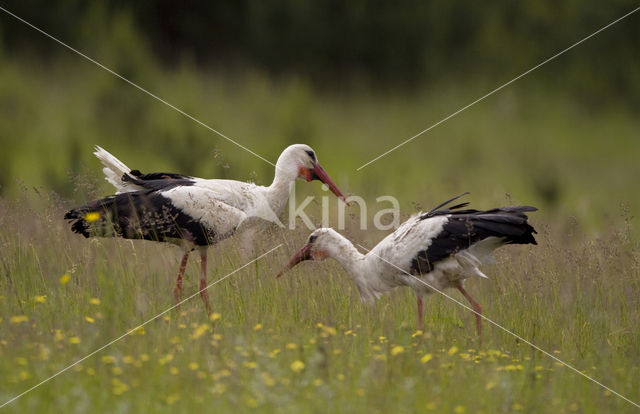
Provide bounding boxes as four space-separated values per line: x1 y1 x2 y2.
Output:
122 170 195 191
411 203 537 274
64 190 214 245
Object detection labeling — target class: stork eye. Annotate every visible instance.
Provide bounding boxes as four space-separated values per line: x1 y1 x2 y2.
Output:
305 150 316 161
308 235 318 244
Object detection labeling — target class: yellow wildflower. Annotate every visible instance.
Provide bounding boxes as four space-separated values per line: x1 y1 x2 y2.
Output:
69 337 81 344
89 298 101 305
209 312 221 322
60 274 71 284
85 316 95 323
322 326 337 336
191 324 209 339
285 343 297 350
269 349 281 358
391 346 404 356
253 323 262 331
189 362 199 371
84 212 100 222
112 379 129 395
10 315 28 324
497 364 524 371
262 373 275 386
159 354 174 365
211 383 227 395
101 355 116 364
34 295 46 303
170 367 179 375
454 405 466 414
290 360 305 373
420 353 433 364
448 346 459 356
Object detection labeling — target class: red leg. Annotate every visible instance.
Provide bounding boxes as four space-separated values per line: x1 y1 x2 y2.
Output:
417 295 424 331
174 250 190 304
199 248 212 315
455 281 482 336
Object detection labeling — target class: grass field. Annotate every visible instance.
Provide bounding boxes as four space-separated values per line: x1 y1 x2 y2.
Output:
1 53 640 412
1 181 639 412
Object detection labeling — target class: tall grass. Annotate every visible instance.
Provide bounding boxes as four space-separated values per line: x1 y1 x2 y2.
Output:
0 188 638 413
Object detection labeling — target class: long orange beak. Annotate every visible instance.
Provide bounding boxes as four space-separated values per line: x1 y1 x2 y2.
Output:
309 163 350 205
275 244 312 278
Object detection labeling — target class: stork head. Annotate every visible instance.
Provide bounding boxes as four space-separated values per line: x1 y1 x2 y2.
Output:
276 228 341 278
275 144 349 204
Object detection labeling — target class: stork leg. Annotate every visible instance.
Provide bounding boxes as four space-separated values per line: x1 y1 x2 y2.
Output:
173 250 190 304
455 281 482 336
416 295 424 331
199 247 212 315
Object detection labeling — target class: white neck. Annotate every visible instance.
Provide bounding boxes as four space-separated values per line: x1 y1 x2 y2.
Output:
322 232 386 303
264 164 298 216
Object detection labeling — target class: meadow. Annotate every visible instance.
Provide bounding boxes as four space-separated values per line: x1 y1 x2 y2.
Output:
1 176 639 413
1 41 640 413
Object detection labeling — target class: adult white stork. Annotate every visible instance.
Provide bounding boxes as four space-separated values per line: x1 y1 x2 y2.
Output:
277 194 537 335
65 144 348 314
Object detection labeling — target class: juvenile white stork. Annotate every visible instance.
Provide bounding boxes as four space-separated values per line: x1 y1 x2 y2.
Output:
277 194 537 335
65 144 348 314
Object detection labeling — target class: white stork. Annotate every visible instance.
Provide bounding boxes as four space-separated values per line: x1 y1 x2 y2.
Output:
65 144 348 314
277 194 537 335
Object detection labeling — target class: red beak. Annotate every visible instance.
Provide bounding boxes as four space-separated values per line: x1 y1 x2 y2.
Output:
309 163 350 205
276 244 312 278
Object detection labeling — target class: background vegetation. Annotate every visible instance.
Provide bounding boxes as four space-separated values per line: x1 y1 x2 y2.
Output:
0 1 639 412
